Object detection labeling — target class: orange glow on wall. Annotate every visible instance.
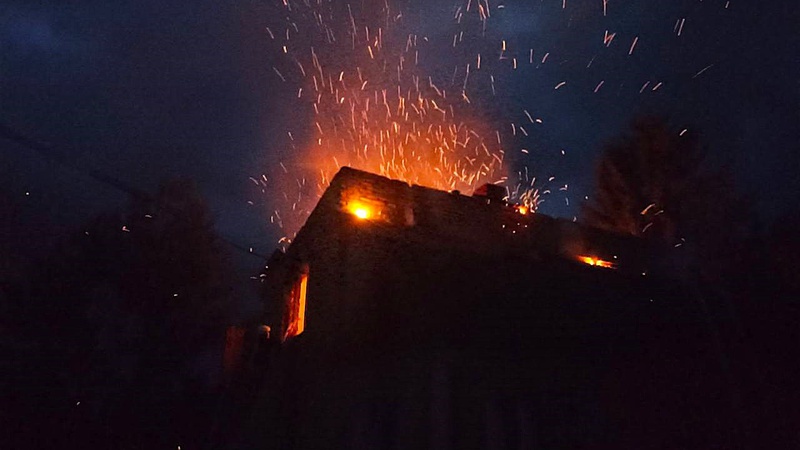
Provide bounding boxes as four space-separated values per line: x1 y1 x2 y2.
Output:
577 255 617 269
516 205 529 215
284 273 308 340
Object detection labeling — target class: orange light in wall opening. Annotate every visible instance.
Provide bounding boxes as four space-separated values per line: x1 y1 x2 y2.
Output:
295 273 307 335
577 255 617 269
516 205 529 215
284 273 308 340
346 202 373 220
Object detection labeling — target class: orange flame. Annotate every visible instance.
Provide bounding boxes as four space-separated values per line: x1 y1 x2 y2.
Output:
266 2 540 239
347 202 372 220
577 255 616 269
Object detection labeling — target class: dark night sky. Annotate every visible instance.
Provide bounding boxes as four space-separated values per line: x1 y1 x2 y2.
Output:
1 1 798 310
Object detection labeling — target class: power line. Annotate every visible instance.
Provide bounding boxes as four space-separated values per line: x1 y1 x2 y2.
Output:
0 122 269 260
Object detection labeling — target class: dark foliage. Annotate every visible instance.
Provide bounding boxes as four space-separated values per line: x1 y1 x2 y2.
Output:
582 117 800 447
582 116 752 281
2 178 235 450
583 117 741 233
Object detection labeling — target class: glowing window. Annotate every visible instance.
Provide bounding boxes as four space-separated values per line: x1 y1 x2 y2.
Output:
283 272 308 340
341 191 412 226
347 202 372 220
342 188 384 222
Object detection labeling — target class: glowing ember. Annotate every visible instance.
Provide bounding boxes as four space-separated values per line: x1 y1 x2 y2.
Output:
577 256 616 269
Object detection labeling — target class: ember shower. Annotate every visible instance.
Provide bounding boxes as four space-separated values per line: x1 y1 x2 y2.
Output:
263 0 546 237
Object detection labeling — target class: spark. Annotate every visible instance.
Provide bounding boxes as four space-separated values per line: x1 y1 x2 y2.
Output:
692 64 714 79
603 30 616 47
628 36 639 55
640 203 657 215
676 18 686 36
272 67 286 82
523 110 534 123
594 80 605 93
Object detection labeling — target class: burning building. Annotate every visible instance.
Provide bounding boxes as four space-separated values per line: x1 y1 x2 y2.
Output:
235 167 730 449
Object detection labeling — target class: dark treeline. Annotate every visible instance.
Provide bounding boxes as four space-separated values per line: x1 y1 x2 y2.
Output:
2 178 237 449
582 116 800 446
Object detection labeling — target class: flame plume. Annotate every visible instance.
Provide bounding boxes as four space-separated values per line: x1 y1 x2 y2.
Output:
264 1 539 237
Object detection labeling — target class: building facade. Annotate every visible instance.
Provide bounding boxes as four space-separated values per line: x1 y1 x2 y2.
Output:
237 167 729 449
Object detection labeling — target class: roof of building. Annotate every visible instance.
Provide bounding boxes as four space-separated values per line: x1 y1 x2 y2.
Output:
289 166 654 276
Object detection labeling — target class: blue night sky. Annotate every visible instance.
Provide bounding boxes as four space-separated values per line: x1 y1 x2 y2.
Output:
2 0 798 307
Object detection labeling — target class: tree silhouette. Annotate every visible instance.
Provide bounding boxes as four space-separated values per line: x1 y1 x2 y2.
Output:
582 117 750 281
122 179 232 352
586 117 706 238
5 178 235 449
582 117 774 442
